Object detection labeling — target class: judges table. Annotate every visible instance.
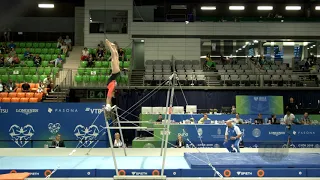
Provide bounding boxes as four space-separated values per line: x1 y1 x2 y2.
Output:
132 124 320 148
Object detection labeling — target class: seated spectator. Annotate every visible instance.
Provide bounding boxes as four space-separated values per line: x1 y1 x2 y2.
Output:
230 113 243 124
57 39 62 48
0 42 8 54
254 113 264 124
64 35 72 50
0 80 4 92
113 132 123 148
155 114 163 123
4 79 16 92
231 105 236 114
284 111 295 125
37 81 47 95
175 135 185 148
60 42 68 54
269 114 279 124
87 54 94 67
96 47 105 61
50 55 62 67
81 47 89 61
24 48 32 59
9 48 16 57
34 54 42 67
0 54 4 67
21 81 30 92
4 55 13 66
198 113 211 124
57 36 63 42
43 75 54 93
8 41 16 49
300 112 311 125
118 48 124 61
97 41 105 49
51 134 65 148
12 55 20 65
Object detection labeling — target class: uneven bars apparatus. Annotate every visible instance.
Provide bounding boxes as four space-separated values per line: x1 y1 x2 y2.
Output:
104 73 176 180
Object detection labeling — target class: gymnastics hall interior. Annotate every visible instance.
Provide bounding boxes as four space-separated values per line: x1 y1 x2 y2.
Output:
2 0 320 180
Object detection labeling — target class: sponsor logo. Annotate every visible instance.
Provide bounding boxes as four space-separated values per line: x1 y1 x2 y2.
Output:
29 172 40 176
74 125 100 147
178 129 188 137
85 108 103 114
197 128 203 138
237 171 253 176
269 132 285 136
254 96 267 102
0 107 8 113
293 131 315 135
211 128 224 139
131 172 148 176
16 109 38 115
160 130 170 135
48 123 61 134
252 128 261 138
315 144 320 148
9 124 35 147
48 108 78 113
214 144 220 148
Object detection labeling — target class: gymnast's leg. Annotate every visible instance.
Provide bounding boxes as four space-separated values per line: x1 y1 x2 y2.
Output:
105 39 121 111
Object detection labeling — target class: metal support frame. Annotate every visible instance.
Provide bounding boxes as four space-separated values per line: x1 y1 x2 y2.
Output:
104 73 176 179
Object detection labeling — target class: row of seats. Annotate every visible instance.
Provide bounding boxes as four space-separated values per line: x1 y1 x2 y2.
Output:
216 65 250 70
0 67 59 75
6 48 61 55
220 75 300 82
77 68 111 75
2 54 66 61
218 69 293 75
0 97 40 103
80 61 130 68
2 42 56 48
74 75 128 85
145 60 200 66
144 74 206 81
262 64 288 70
0 92 43 99
0 75 54 83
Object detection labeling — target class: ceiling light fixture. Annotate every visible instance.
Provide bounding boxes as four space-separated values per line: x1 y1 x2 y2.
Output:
38 4 54 8
229 6 245 10
257 6 273 10
201 6 216 10
285 6 301 10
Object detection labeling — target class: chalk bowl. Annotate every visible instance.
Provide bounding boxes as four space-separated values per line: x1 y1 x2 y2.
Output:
258 143 289 163
143 143 156 148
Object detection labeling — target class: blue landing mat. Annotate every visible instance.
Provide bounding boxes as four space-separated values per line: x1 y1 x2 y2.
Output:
184 153 320 168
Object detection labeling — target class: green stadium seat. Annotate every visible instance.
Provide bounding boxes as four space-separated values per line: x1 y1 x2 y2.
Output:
126 55 131 61
18 54 24 61
55 49 61 54
29 48 35 54
35 48 42 54
15 48 22 54
78 68 85 75
1 75 9 83
17 75 24 83
90 75 98 83
39 43 46 48
51 43 56 48
61 54 66 61
32 75 39 83
104 55 110 60
39 54 45 60
80 61 88 68
14 67 22 73
26 61 34 67
123 61 130 68
41 61 49 67
44 67 51 75
52 67 59 75
45 55 52 61
95 61 102 68
125 48 132 55
98 75 107 83
85 68 92 75
52 54 58 60
29 67 37 75
9 75 17 81
45 43 51 48
33 43 39 48
92 68 100 75
83 75 90 83
102 61 109 67
0 68 6 75
19 42 26 48
100 68 107 75
75 75 82 83
26 42 33 48
37 67 44 74
48 48 55 54
41 48 48 54
40 75 47 81
21 68 29 75
24 75 32 82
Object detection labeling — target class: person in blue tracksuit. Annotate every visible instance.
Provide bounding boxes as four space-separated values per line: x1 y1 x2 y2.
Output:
223 120 242 153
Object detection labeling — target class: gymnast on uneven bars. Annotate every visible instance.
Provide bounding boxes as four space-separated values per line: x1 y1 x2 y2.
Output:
104 39 121 111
